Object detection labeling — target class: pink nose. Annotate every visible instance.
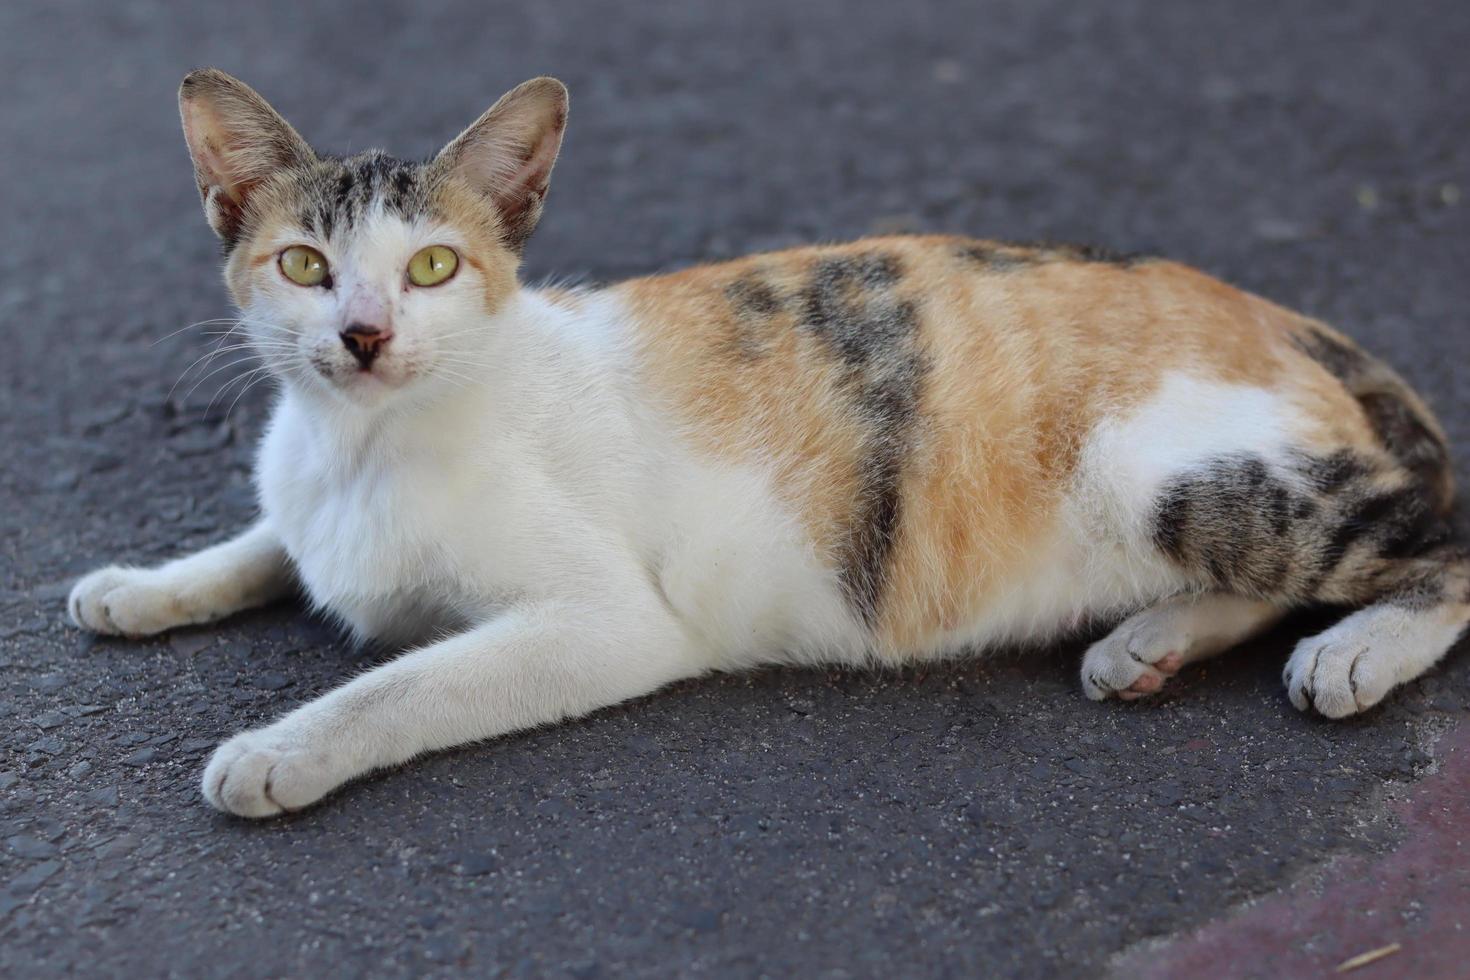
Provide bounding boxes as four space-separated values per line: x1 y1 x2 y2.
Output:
340 322 392 369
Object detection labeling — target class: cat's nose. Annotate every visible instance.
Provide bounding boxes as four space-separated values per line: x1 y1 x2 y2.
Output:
340 323 393 369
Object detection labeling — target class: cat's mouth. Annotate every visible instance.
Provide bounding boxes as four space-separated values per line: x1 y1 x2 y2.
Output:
309 351 413 393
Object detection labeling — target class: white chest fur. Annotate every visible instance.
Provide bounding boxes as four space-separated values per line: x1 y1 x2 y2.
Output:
255 394 496 641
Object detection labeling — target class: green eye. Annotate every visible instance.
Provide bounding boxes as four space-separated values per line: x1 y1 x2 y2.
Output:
407 245 459 287
280 245 329 287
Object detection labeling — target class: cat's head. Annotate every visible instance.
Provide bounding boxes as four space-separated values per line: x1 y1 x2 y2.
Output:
178 68 567 407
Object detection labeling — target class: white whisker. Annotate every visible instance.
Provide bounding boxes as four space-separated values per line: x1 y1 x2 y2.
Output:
211 366 274 418
151 317 245 347
184 354 274 402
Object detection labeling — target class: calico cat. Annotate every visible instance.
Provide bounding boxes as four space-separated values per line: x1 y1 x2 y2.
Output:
69 69 1466 818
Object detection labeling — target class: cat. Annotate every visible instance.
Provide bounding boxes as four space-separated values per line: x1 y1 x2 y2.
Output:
68 69 1466 818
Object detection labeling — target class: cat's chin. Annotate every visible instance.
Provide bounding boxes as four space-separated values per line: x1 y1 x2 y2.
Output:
312 363 418 406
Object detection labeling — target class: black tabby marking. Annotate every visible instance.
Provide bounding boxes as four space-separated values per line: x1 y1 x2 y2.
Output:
1291 325 1452 509
723 275 783 359
722 253 929 625
954 238 1154 271
799 254 927 625
954 242 1031 271
297 151 433 241
1153 451 1463 608
798 255 912 368
725 276 782 318
1038 241 1153 266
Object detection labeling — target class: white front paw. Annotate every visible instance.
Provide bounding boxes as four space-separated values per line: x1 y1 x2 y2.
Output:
69 565 170 636
202 728 341 818
69 564 206 636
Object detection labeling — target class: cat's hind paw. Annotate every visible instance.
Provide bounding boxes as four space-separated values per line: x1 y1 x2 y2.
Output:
1082 594 1286 704
1283 631 1377 719
1281 603 1462 719
1081 612 1186 701
202 728 340 819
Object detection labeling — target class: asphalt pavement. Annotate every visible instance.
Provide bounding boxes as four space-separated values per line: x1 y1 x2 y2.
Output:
3 1 1469 976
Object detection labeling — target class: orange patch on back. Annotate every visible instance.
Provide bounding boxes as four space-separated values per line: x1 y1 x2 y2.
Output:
618 235 1408 657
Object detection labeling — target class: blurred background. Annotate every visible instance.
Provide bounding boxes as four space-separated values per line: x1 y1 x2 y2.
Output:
3 1 1469 976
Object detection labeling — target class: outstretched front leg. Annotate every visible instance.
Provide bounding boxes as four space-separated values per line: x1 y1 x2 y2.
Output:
202 594 707 818
69 522 293 636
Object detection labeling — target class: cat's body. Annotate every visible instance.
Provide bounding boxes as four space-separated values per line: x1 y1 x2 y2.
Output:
69 71 1468 817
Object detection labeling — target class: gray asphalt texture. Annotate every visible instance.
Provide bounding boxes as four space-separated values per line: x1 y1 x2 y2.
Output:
3 1 1469 977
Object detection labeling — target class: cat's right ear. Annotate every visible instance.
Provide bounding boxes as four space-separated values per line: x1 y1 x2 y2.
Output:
178 69 314 243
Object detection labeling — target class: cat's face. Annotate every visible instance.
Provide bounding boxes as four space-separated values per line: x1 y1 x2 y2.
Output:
178 69 567 408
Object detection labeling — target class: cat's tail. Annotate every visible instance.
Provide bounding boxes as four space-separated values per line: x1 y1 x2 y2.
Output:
1293 319 1454 514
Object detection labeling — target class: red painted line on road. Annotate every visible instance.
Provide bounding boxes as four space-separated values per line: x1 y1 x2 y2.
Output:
1119 721 1470 978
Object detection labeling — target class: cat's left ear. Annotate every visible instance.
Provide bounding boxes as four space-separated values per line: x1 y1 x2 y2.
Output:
178 69 314 243
432 77 568 252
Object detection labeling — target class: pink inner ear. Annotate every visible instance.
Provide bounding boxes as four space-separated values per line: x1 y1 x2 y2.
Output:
199 140 243 202
502 129 560 203
183 102 246 202
182 103 218 171
435 79 567 245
